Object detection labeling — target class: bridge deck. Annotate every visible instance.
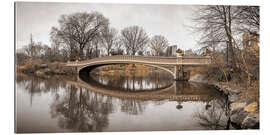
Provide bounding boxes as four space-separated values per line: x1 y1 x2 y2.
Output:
65 55 211 67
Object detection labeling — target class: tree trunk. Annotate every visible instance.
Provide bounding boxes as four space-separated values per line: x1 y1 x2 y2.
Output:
79 47 84 60
132 51 136 56
228 40 236 69
227 6 237 70
107 49 110 56
226 25 251 86
95 44 98 58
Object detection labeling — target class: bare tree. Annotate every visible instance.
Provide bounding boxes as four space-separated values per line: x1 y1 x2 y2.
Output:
121 26 149 55
85 42 93 59
24 34 38 58
150 35 169 56
16 52 29 65
92 37 100 58
23 34 45 59
100 27 118 56
193 6 238 69
235 6 259 34
193 5 260 85
50 26 79 61
114 38 124 54
51 12 109 59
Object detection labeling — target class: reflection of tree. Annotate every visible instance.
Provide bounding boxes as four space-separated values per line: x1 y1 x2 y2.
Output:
90 70 173 91
120 99 147 115
50 85 114 132
16 74 71 95
17 74 116 132
16 74 27 84
176 82 222 97
193 95 230 130
16 74 68 105
153 100 166 106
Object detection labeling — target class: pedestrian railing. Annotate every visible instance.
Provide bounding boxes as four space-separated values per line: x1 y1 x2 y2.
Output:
65 55 211 66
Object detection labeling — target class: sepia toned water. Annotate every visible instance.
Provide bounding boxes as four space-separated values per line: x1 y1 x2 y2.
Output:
15 71 231 133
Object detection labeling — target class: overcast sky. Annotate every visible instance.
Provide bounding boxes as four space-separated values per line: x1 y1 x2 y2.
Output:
16 2 201 50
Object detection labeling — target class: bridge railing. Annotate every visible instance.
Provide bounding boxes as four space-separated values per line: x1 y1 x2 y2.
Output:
180 57 211 65
66 55 211 66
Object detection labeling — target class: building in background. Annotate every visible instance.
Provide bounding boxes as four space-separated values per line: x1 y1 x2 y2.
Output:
242 33 259 50
165 45 177 57
146 51 151 56
184 49 197 56
242 32 259 58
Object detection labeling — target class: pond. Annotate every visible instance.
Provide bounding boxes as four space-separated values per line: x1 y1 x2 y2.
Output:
15 69 231 133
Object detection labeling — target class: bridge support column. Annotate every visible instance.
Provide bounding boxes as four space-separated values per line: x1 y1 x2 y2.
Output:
180 65 184 81
174 66 180 80
75 67 79 74
174 65 189 81
76 67 80 74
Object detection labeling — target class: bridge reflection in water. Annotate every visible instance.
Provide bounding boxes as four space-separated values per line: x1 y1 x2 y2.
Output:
71 73 221 103
16 72 230 133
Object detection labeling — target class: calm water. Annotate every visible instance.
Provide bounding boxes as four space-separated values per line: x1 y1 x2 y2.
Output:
16 70 230 133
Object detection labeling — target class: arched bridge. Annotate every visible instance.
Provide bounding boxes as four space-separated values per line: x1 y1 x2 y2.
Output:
65 55 211 80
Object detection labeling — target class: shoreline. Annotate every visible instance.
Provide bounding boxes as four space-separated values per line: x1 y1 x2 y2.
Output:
189 73 259 129
209 82 259 129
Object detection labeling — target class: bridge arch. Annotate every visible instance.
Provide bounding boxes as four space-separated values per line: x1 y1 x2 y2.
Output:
65 55 211 80
78 62 176 79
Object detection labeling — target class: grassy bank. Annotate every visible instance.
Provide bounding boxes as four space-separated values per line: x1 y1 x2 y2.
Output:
16 60 76 78
92 64 168 77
